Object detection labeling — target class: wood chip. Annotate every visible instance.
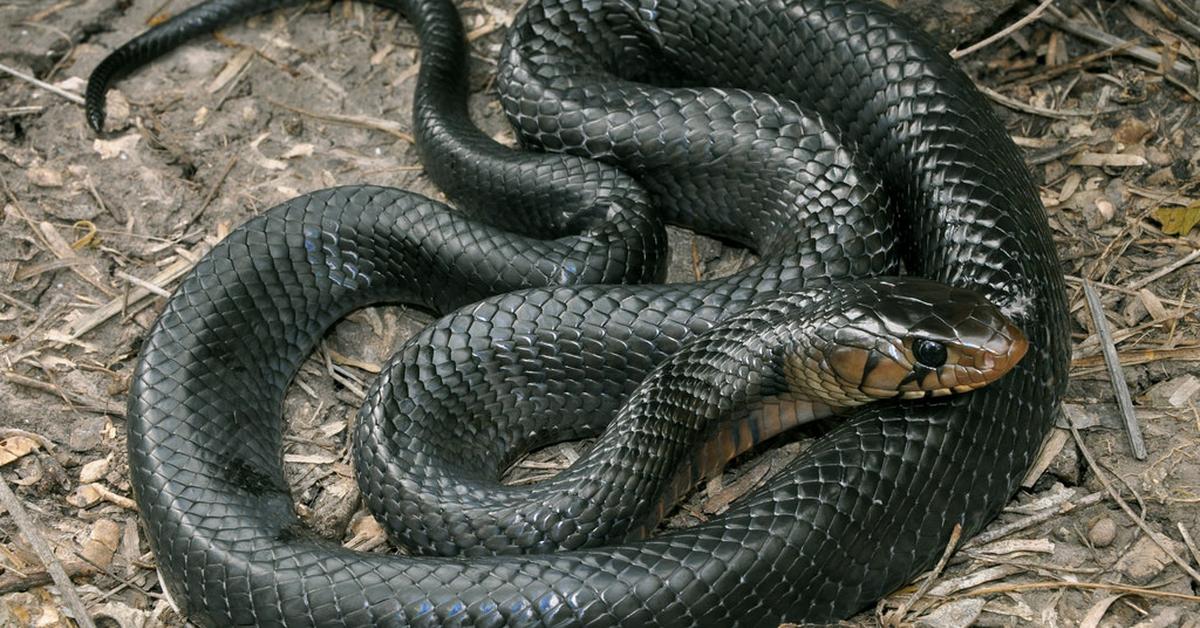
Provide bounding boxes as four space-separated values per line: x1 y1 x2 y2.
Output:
207 48 254 94
1069 152 1149 167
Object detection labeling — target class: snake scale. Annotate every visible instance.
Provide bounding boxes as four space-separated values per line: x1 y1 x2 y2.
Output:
85 0 1069 625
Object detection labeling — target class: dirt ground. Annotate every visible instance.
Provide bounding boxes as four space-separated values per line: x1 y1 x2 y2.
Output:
1 0 1199 626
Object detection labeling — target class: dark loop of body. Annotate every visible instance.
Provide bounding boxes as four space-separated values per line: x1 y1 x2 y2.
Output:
86 0 1069 625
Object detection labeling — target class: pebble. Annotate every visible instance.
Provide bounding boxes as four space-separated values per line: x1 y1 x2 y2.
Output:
1088 516 1116 547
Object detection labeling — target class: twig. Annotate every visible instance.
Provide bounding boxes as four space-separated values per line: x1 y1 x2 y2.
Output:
977 84 1117 119
1127 249 1200 292
1130 0 1200 55
963 491 1105 549
1067 418 1200 586
1005 42 1136 88
265 98 414 143
0 562 95 596
1044 10 1195 76
952 0 1057 59
1064 275 1200 309
1071 345 1200 370
2 371 125 416
951 579 1200 602
50 242 208 342
177 157 238 232
877 524 962 626
0 61 85 105
114 270 172 298
1178 523 1200 573
1081 281 1147 460
0 476 98 628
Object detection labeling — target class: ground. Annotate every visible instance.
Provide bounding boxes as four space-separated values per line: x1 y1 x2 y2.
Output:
1 0 1199 626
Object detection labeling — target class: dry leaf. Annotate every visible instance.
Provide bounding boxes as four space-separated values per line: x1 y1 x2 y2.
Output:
0 436 40 467
1079 594 1123 628
79 519 121 569
79 456 111 483
1151 202 1200 235
93 133 141 160
67 483 104 508
27 166 63 188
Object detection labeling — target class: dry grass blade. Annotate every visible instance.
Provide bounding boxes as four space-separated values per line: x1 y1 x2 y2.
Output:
266 98 415 143
952 0 1056 59
0 61 85 105
964 491 1105 548
876 524 962 626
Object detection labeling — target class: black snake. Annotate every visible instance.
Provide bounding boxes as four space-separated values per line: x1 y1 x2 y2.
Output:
85 0 1069 624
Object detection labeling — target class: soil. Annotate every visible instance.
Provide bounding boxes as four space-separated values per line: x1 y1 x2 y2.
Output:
1 1 1199 626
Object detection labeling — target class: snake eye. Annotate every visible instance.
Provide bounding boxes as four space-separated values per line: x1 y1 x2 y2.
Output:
913 339 948 368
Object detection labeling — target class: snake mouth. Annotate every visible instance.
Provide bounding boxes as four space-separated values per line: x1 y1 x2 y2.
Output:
895 320 1030 399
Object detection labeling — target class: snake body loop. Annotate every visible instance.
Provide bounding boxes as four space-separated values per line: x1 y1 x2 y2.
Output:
88 0 1069 624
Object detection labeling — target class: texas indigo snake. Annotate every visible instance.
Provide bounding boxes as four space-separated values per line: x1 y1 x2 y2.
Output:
86 0 1069 624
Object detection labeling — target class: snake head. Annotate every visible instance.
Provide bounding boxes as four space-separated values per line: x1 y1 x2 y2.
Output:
785 278 1028 406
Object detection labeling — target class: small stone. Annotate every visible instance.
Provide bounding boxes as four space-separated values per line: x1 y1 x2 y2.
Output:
1085 197 1116 229
1088 517 1117 547
1146 147 1173 167
306 476 360 539
67 415 107 452
1113 117 1151 145
27 166 63 188
1146 166 1176 186
78 456 110 483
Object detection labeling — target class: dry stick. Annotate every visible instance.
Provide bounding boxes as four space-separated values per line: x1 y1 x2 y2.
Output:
977 84 1116 119
953 580 1200 602
0 61 85 105
962 491 1106 549
265 98 414 143
952 0 1057 59
0 477 98 628
1179 523 1200 567
1064 275 1200 310
1081 281 1147 460
877 524 963 627
1045 9 1195 75
1006 42 1136 88
1067 419 1200 587
1131 0 1200 52
178 156 239 232
1127 248 1200 292
1043 9 1199 102
3 371 125 416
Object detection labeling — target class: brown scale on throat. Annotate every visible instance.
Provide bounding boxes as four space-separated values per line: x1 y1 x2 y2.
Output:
643 392 838 532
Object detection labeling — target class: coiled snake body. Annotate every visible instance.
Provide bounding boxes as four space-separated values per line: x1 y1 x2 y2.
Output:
86 0 1069 625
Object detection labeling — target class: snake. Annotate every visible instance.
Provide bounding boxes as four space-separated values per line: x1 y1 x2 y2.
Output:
84 0 1070 625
